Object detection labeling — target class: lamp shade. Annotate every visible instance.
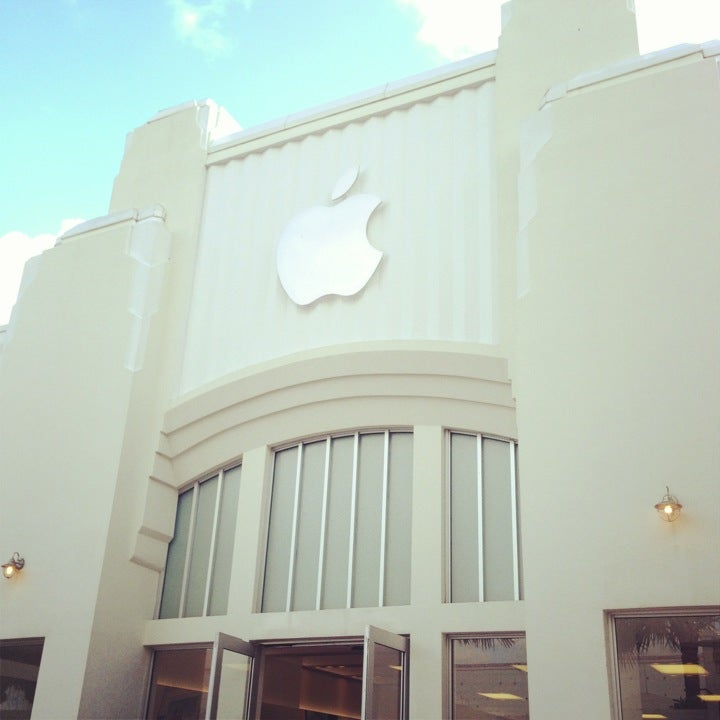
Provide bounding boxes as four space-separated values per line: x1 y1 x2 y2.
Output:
654 488 682 522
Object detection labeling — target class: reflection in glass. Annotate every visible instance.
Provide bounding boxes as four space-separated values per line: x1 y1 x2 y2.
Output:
451 635 528 720
0 638 44 720
614 612 720 719
371 644 403 720
257 643 363 718
147 647 212 720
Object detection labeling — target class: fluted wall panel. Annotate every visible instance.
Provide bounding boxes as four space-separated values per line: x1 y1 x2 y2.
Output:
180 82 496 394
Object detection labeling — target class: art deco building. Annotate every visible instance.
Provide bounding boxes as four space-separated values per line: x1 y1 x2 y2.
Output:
1 1 718 718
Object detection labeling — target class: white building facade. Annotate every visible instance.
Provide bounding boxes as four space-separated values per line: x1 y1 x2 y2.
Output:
1 2 719 718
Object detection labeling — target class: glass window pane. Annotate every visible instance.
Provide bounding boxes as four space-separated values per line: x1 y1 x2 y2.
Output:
384 432 413 606
292 440 327 610
0 638 44 720
159 487 194 619
262 446 298 612
450 433 480 602
147 647 212 720
185 476 219 617
370 644 403 720
482 438 515 601
216 649 252 720
321 435 355 609
451 635 528 720
208 465 242 616
352 432 385 608
614 613 720 718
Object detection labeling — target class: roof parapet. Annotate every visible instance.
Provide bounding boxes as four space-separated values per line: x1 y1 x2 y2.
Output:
542 39 720 107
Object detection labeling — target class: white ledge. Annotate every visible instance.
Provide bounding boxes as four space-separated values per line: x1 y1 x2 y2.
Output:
542 40 719 106
148 99 213 124
56 204 167 244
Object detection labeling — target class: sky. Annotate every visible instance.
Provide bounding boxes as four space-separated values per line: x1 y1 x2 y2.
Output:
1 0 719 325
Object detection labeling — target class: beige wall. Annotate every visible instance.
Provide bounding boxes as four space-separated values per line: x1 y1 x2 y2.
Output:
180 80 498 394
515 48 720 719
0 219 145 718
2 4 719 718
0 103 216 718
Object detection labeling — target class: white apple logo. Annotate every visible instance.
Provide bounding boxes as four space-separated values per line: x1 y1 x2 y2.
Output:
277 166 383 305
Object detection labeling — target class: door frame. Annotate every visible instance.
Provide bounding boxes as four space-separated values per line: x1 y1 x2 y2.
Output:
206 632 256 720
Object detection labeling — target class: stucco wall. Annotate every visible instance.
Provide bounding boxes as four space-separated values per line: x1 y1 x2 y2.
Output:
180 82 498 393
0 220 144 718
515 50 720 719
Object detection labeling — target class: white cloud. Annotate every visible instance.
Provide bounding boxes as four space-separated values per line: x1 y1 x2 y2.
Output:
635 0 720 53
166 0 254 57
0 219 84 326
398 0 503 60
399 0 719 59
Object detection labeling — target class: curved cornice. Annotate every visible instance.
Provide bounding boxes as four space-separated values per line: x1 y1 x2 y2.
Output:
133 342 515 571
161 343 515 483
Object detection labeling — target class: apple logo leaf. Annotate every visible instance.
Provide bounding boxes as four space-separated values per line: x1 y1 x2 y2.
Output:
331 165 359 201
277 168 383 306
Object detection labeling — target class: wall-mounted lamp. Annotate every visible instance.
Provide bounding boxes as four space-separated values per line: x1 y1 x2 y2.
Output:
2 552 25 579
654 487 682 522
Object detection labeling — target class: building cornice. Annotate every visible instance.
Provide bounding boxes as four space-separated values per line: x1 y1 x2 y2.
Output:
207 51 497 165
542 40 720 107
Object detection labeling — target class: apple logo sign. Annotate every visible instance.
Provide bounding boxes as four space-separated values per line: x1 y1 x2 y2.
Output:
277 165 383 305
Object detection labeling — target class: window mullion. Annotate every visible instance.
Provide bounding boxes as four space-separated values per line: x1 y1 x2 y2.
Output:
178 484 199 618
315 437 331 610
286 443 304 612
202 469 224 616
378 430 390 607
477 435 484 602
510 442 520 601
445 432 453 603
346 432 360 609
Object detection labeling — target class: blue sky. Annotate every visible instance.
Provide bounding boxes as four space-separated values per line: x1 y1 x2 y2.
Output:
1 0 719 324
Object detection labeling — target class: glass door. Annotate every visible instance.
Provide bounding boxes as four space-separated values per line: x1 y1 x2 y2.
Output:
361 625 409 720
206 633 255 720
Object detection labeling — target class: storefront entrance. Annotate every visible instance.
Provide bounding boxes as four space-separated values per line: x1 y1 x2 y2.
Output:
147 627 408 720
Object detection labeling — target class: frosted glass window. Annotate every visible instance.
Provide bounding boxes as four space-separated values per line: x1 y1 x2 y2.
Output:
159 465 242 619
208 465 242 615
482 438 515 601
263 446 297 613
159 489 193 619
292 440 327 611
262 431 413 612
185 476 218 617
384 432 413 606
321 435 354 609
449 432 520 603
450 433 480 603
352 433 385 608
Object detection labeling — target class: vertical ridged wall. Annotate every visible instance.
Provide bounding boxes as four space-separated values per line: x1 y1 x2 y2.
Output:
180 82 496 394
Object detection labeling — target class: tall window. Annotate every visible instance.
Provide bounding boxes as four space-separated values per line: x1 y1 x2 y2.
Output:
448 432 520 602
159 465 242 618
262 430 413 612
611 609 720 718
450 634 528 719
